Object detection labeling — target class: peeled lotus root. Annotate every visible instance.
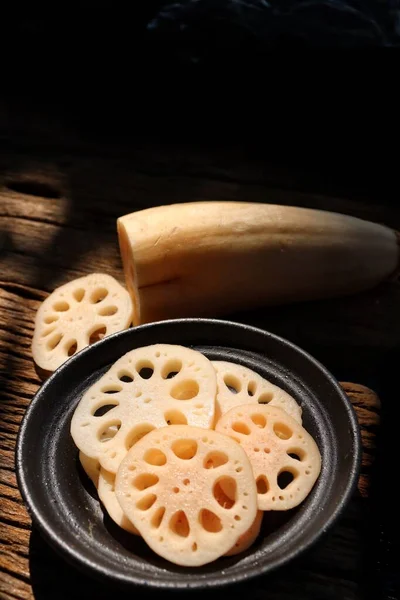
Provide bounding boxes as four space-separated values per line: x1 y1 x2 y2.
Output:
32 273 134 372
115 425 258 567
70 344 217 474
216 404 321 511
212 361 302 424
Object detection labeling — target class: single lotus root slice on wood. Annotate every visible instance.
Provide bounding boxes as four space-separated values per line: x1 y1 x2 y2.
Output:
32 273 134 372
79 451 101 487
115 425 258 567
216 404 321 511
212 361 302 424
97 468 140 535
225 510 263 556
71 344 217 474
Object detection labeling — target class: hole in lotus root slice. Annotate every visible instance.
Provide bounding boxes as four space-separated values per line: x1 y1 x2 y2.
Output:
133 473 159 491
170 380 199 400
169 511 190 538
171 439 198 460
90 287 109 303
164 410 187 425
151 507 166 528
53 301 70 312
258 392 273 404
199 509 223 533
73 288 85 302
100 384 123 394
117 369 134 383
277 469 296 490
66 339 78 357
213 477 236 509
89 325 107 345
216 404 321 511
97 305 118 316
114 425 258 566
47 332 63 351
250 413 267 428
256 475 269 495
212 361 302 424
204 451 228 469
247 381 257 397
161 359 182 380
44 315 59 324
223 374 241 394
41 325 57 338
144 448 167 466
273 423 293 440
135 360 154 380
98 420 121 442
32 274 134 373
287 448 306 461
136 494 157 510
93 402 119 418
232 421 251 435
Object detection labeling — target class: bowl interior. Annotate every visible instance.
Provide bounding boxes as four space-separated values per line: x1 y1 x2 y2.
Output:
16 319 360 589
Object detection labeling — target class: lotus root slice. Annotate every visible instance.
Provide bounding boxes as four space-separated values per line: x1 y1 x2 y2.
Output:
70 344 217 473
115 425 258 566
216 404 321 511
32 273 134 371
212 361 302 424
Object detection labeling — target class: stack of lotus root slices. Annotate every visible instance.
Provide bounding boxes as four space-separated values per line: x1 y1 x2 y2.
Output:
31 273 321 566
70 343 321 567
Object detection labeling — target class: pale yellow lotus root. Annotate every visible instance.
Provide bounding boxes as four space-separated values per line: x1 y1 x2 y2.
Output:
225 510 263 556
212 361 302 424
71 344 217 474
79 451 101 487
97 469 140 535
32 274 134 372
216 404 321 511
115 425 258 567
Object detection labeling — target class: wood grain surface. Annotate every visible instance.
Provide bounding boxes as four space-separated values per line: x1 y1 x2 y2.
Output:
0 123 398 599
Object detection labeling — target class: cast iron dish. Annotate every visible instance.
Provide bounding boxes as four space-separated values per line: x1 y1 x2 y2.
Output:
16 319 361 590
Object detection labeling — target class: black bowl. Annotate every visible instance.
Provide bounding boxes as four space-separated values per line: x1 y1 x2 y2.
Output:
16 319 361 590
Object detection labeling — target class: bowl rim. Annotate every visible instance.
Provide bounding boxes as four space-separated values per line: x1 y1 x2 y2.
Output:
16 318 362 589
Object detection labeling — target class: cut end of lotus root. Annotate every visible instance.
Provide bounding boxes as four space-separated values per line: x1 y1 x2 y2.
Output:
70 344 217 474
32 273 134 372
117 219 141 325
115 425 258 566
212 361 302 425
216 404 321 511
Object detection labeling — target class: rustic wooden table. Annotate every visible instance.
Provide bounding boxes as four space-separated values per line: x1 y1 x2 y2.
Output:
0 109 399 599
